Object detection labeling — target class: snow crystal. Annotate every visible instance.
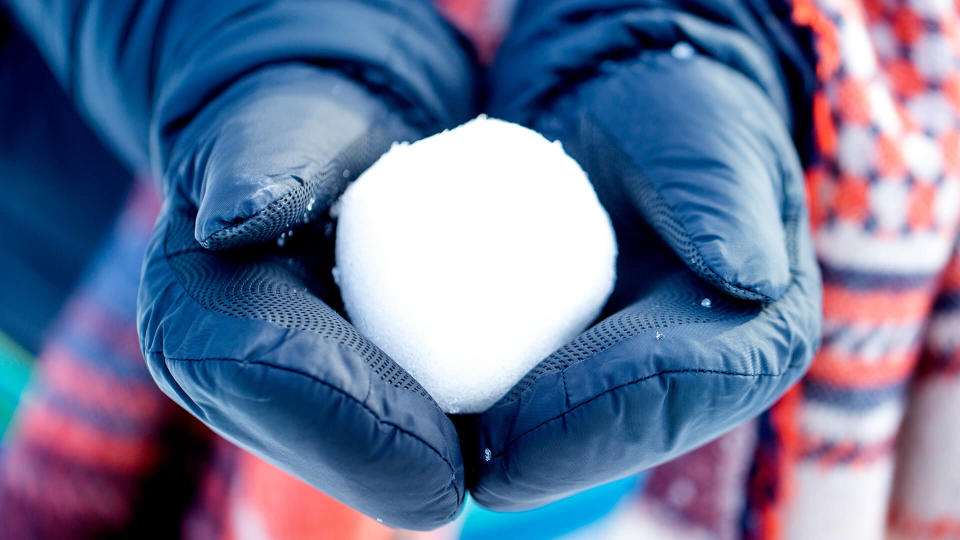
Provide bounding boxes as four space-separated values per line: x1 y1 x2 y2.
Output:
671 42 695 59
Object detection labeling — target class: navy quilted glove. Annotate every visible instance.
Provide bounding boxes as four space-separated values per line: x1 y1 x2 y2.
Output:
139 65 471 528
6 0 477 528
468 0 822 510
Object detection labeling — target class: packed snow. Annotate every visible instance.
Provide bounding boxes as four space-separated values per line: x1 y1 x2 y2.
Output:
333 116 617 413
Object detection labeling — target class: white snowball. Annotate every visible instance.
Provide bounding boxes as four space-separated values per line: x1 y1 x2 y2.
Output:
333 116 618 413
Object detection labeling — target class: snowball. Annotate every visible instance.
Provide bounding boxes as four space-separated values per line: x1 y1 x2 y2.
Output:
333 116 617 413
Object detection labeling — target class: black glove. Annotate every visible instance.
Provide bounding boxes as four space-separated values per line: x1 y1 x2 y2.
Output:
6 0 477 528
466 0 821 510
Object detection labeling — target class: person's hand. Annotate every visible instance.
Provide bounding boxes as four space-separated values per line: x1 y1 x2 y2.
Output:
467 1 822 510
6 0 475 527
137 64 472 529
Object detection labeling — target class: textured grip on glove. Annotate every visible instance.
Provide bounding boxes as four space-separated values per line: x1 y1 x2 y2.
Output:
162 204 429 395
139 202 466 529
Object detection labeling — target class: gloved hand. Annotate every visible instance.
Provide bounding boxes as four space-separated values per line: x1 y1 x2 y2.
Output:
466 0 822 510
139 65 471 529
5 0 477 529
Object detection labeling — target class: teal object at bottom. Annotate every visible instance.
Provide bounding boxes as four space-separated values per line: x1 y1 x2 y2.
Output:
0 332 33 439
460 474 645 540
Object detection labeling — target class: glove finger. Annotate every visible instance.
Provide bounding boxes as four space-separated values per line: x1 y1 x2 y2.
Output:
168 64 420 250
138 201 464 529
533 52 799 303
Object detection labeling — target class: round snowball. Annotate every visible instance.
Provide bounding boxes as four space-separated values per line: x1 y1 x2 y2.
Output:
334 116 617 413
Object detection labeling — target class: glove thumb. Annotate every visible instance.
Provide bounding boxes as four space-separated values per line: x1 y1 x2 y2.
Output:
167 64 419 249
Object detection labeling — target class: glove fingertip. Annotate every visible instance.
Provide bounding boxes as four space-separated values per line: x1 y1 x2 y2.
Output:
694 232 791 303
194 177 299 249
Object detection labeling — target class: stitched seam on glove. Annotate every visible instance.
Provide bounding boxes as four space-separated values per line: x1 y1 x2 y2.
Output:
160 354 463 515
490 363 802 460
501 307 760 403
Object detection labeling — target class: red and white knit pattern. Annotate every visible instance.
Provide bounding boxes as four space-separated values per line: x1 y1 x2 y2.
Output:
791 1 960 537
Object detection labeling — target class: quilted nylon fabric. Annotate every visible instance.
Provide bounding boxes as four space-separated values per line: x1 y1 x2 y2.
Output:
470 0 821 511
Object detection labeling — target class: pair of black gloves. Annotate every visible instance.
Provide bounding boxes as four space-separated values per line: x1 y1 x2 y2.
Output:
8 0 820 529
